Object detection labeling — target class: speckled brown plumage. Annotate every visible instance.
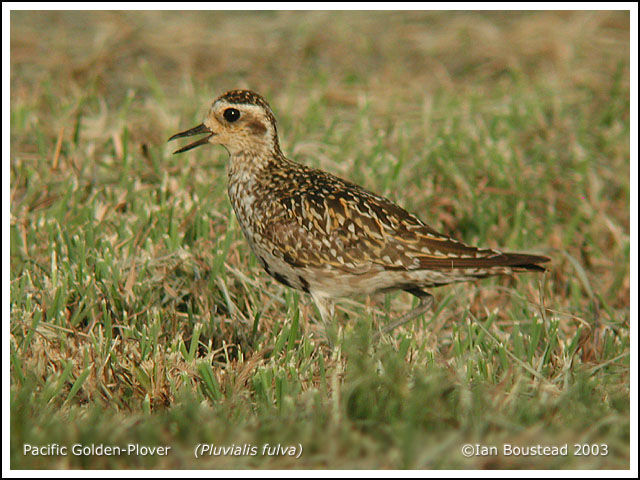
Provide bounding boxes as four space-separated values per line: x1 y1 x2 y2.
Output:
169 89 550 329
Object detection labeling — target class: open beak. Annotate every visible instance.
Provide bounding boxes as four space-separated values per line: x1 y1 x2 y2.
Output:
168 124 214 154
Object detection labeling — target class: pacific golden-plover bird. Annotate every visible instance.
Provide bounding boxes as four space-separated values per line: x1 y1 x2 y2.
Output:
169 89 549 333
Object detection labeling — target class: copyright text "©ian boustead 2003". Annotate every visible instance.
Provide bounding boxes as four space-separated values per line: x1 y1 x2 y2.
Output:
460 443 609 458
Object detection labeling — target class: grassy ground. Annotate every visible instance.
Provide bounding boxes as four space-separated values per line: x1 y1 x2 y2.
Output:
9 10 630 469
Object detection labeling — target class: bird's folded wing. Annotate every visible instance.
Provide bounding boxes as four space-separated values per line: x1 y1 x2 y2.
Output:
261 169 548 274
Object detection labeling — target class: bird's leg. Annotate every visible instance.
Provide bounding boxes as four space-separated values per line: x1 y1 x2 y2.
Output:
377 288 434 337
309 291 337 346
310 292 335 324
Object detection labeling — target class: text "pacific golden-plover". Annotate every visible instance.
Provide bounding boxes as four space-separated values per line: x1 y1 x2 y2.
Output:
169 89 550 333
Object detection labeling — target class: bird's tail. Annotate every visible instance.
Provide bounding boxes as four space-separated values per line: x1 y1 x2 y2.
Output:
498 252 550 272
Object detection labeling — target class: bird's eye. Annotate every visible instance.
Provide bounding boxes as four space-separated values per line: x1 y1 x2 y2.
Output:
223 108 241 123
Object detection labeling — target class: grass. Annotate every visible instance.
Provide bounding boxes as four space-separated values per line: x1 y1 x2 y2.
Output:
9 10 630 469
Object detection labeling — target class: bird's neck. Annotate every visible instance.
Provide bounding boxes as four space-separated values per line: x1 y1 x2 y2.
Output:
227 148 289 188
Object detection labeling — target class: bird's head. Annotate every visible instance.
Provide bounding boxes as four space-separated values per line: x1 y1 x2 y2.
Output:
169 89 281 157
